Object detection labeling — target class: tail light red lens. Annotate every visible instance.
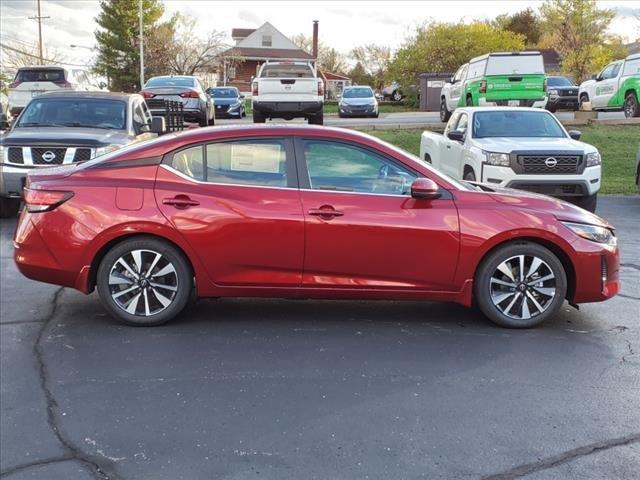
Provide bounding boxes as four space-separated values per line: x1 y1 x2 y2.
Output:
179 91 200 98
9 81 21 88
251 82 258 96
479 80 487 94
140 90 155 99
54 80 72 88
318 80 324 97
23 189 74 213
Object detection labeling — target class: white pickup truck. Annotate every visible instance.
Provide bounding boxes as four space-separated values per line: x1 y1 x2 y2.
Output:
420 107 602 212
251 61 324 124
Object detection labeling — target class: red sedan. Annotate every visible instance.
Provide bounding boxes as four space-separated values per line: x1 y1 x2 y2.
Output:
13 125 619 328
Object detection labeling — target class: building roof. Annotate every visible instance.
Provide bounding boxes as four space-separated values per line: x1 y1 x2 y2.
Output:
221 46 314 60
533 48 561 67
231 28 256 39
320 70 351 81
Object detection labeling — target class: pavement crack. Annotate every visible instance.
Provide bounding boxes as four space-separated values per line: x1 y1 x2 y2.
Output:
0 455 74 477
620 262 640 271
622 340 635 363
482 432 640 480
617 294 640 301
33 287 123 480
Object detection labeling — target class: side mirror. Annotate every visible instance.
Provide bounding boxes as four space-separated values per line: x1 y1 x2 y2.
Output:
150 116 166 134
449 77 455 84
447 130 465 142
568 130 581 140
240 94 245 99
595 75 603 82
411 178 440 200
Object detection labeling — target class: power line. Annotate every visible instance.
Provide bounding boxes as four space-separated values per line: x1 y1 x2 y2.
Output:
0 42 92 67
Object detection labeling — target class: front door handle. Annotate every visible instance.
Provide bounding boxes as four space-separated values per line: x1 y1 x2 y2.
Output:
163 195 200 208
308 206 344 219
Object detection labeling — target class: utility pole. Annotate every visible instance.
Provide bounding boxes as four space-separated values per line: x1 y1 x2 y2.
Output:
28 0 49 65
139 0 145 89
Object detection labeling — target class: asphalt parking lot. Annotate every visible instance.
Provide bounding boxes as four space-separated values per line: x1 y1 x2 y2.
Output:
1 196 639 480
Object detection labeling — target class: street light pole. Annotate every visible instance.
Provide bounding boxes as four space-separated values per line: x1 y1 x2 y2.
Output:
139 0 144 89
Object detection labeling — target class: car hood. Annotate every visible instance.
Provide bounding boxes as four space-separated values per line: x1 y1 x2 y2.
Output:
550 86 579 93
0 127 132 147
213 98 241 106
341 98 376 105
580 79 596 89
473 137 592 154
484 185 611 228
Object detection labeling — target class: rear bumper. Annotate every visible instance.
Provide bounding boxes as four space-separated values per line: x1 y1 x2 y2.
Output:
253 101 322 117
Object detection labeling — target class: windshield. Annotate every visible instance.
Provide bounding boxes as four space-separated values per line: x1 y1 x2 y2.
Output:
485 54 544 75
145 77 195 88
18 98 127 129
260 64 314 78
547 76 574 87
473 111 566 138
342 87 374 98
209 88 239 98
16 68 66 83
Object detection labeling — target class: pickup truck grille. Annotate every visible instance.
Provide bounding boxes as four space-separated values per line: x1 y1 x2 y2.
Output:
3 147 94 166
517 154 582 174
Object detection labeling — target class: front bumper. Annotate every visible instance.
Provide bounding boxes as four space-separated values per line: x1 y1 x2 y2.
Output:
339 105 377 117
0 164 30 197
481 165 601 197
253 101 323 117
547 95 579 110
570 238 619 304
214 104 243 118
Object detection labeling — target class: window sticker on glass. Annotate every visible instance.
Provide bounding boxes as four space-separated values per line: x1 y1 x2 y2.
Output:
230 143 283 173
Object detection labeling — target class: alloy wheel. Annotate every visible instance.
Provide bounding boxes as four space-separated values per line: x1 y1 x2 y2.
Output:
489 254 556 320
624 96 636 118
108 249 179 317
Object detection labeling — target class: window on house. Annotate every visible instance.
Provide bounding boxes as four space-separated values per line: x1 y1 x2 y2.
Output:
262 35 272 47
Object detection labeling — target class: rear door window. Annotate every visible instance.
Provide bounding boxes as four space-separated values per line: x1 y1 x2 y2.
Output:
485 55 544 75
260 64 314 78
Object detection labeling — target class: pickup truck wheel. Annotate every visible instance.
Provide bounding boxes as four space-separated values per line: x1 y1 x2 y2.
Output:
0 198 21 218
308 111 323 125
463 169 476 182
579 93 589 109
574 193 598 213
624 92 639 118
253 111 266 123
392 91 402 102
440 98 451 122
475 242 567 328
466 96 474 107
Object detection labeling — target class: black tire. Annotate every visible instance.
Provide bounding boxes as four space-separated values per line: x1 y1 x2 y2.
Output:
338 112 344 118
253 110 266 123
466 96 474 107
463 169 476 182
440 97 451 122
475 242 567 328
624 92 639 118
0 197 21 218
198 113 209 127
308 111 323 125
241 108 246 118
579 93 589 110
96 236 193 326
546 104 557 113
574 193 598 213
424 154 432 164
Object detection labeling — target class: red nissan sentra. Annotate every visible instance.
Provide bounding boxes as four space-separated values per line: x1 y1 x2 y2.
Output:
13 125 619 328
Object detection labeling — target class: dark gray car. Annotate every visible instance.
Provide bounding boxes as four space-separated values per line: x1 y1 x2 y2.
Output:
0 91 162 217
338 86 379 118
142 75 214 126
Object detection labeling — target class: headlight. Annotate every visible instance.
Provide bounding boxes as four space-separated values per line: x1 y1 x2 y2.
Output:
548 89 559 96
585 151 601 167
483 151 511 167
94 144 121 158
562 221 616 246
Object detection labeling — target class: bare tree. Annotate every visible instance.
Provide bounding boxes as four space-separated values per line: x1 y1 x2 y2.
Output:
350 44 391 89
0 40 65 70
169 14 226 75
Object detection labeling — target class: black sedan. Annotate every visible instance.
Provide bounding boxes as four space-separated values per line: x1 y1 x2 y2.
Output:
545 76 579 112
207 87 246 119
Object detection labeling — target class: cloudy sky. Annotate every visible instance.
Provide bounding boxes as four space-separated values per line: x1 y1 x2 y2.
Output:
1 0 639 67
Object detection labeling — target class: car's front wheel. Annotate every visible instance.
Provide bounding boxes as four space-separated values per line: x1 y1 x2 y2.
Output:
475 242 567 328
624 92 639 118
96 237 192 326
440 98 451 122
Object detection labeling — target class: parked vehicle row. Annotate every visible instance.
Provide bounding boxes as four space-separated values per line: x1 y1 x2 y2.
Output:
12 124 619 329
421 107 601 212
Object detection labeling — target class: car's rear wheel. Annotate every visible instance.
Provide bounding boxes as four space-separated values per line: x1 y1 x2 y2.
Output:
466 95 474 107
0 197 21 218
624 92 639 118
475 242 567 328
96 237 192 326
308 111 324 125
440 98 451 122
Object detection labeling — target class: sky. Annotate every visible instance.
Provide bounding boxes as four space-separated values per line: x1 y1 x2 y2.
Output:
1 0 639 68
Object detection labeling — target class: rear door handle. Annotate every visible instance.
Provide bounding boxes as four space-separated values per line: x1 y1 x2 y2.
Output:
308 207 344 218
163 195 200 208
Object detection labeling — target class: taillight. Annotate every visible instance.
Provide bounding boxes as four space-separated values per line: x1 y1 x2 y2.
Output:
54 80 72 88
252 82 258 96
140 90 155 99
318 80 324 97
23 188 74 213
179 91 200 98
9 81 21 88
479 80 487 94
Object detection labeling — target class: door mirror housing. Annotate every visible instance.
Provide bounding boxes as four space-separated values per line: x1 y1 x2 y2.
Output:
568 130 581 140
595 74 603 82
150 116 166 135
411 178 440 200
447 129 465 142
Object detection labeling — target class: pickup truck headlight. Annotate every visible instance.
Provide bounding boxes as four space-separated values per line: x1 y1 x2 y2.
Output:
548 89 559 96
484 151 511 167
585 152 601 167
94 144 121 158
562 221 616 246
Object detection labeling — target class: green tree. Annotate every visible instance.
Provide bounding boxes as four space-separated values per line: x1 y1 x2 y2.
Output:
350 44 391 90
348 62 375 86
94 0 166 91
539 0 623 83
386 21 525 102
495 8 542 46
